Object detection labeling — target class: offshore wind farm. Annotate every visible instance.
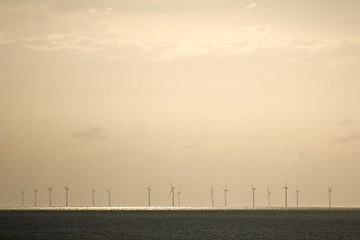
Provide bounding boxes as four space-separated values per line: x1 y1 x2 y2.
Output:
1 0 360 239
1 181 345 209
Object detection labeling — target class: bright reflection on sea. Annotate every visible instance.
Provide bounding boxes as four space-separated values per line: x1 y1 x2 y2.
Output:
1 206 359 211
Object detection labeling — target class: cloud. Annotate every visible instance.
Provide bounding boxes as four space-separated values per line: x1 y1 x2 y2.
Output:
23 33 104 53
177 143 198 151
335 134 360 143
86 8 98 15
153 44 210 62
73 126 109 140
0 31 14 46
22 32 153 54
104 8 114 15
86 8 113 15
284 148 309 165
17 29 360 67
252 25 272 33
339 119 353 127
244 2 258 11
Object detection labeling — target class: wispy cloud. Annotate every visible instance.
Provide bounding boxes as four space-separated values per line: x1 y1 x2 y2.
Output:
177 143 198 151
21 31 156 54
0 31 14 46
86 8 98 15
73 126 109 140
339 119 353 127
86 8 114 15
23 33 104 53
16 30 360 67
284 148 309 165
244 2 258 11
153 43 210 62
104 8 114 15
335 134 360 143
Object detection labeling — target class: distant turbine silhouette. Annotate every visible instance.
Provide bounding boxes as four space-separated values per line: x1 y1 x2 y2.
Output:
47 185 54 207
168 179 175 207
267 185 271 208
33 187 38 207
296 187 300 207
283 181 289 207
177 186 181 207
210 185 215 207
92 185 96 207
146 184 152 207
328 186 333 207
107 187 112 207
21 189 25 207
222 185 228 207
251 185 256 207
64 183 70 207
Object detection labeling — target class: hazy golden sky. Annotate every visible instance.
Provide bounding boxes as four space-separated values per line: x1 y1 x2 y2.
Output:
1 0 360 207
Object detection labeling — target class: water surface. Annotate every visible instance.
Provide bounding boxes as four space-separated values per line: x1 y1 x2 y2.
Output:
1 208 359 239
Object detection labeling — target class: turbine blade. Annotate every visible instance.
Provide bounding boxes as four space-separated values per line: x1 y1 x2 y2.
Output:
168 179 173 188
168 189 173 198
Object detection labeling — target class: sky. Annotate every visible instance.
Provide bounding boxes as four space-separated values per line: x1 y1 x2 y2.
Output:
1 0 360 208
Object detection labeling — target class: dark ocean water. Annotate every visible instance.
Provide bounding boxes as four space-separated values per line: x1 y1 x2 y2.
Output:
1 209 360 239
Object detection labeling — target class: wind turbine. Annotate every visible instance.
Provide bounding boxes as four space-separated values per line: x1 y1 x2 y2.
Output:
21 189 25 207
222 185 228 207
64 183 70 207
107 187 112 207
146 184 152 207
251 185 256 207
267 185 271 208
92 185 96 207
177 186 181 207
168 179 175 207
33 187 38 207
296 187 300 207
210 185 215 207
283 181 289 207
47 185 54 207
328 186 333 207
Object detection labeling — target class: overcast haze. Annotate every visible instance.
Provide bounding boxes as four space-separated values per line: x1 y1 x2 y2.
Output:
1 0 360 207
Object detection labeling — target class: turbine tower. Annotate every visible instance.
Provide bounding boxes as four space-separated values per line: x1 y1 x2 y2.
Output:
47 186 54 207
267 185 271 207
283 181 289 207
177 186 181 207
296 187 300 207
328 186 333 207
92 185 96 207
64 183 70 207
146 184 152 207
107 187 112 207
21 189 25 207
33 187 38 207
251 185 256 207
210 185 215 207
222 185 228 207
168 179 175 207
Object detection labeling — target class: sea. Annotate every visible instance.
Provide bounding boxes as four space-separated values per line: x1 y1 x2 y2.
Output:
1 207 360 239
